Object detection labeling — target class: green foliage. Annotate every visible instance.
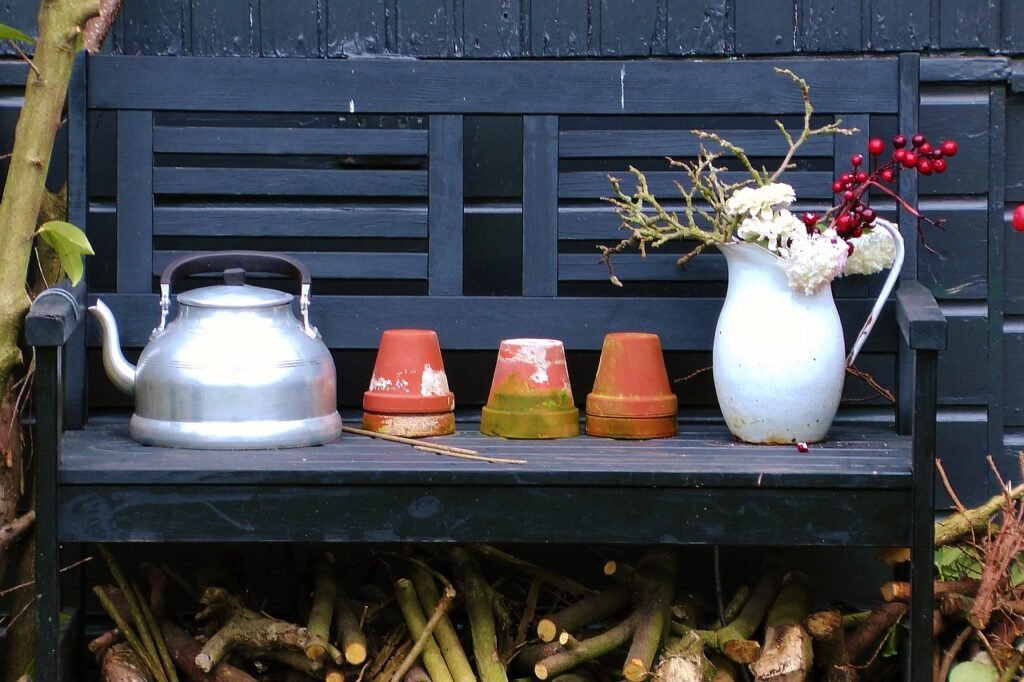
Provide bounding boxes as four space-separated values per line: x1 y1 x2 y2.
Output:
949 660 998 682
36 220 94 285
881 621 906 658
934 545 984 581
0 23 35 45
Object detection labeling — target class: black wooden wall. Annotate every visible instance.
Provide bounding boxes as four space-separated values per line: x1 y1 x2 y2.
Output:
1 0 1023 505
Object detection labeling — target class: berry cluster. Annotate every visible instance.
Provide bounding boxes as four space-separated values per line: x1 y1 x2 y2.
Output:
1014 204 1024 232
824 133 958 241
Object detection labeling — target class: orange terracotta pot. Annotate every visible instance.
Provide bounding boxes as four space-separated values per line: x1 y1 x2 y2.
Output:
586 332 677 439
480 338 579 439
362 329 455 437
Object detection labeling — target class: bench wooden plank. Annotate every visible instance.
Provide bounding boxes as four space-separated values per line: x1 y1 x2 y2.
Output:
153 168 429 196
428 115 464 295
116 111 154 293
153 126 429 155
523 116 560 295
88 294 899 351
153 251 428 281
88 56 901 115
153 204 429 238
56 484 912 545
559 171 835 200
559 129 836 158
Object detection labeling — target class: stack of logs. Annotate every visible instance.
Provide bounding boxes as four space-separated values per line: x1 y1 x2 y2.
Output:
90 543 914 682
90 456 1024 682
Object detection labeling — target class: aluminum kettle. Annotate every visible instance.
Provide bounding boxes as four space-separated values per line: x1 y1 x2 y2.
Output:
89 251 342 449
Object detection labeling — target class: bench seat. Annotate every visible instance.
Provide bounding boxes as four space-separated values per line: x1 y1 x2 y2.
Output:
57 414 912 546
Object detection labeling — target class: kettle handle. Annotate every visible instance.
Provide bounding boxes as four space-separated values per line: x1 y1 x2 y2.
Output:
845 219 905 367
156 251 316 337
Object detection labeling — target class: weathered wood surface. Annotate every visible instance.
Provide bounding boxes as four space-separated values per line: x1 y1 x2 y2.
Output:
60 415 912 488
6 1 1020 57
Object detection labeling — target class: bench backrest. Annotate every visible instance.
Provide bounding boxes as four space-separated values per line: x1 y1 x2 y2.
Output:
77 54 919 410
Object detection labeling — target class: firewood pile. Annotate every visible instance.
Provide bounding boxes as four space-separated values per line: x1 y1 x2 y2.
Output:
89 457 1024 682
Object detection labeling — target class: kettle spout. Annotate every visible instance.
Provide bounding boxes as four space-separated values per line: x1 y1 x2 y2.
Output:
89 299 136 396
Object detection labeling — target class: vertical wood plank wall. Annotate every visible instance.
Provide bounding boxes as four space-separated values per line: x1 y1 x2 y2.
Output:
1 0 1022 504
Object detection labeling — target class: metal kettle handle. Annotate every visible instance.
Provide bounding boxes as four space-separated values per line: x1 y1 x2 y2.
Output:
846 219 905 367
155 251 317 338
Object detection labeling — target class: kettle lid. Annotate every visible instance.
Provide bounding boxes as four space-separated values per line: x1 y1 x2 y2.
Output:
177 284 293 309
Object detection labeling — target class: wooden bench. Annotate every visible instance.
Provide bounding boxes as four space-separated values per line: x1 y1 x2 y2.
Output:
27 53 945 679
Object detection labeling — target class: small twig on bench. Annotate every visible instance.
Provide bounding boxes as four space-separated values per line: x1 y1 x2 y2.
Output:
342 425 526 465
673 366 711 384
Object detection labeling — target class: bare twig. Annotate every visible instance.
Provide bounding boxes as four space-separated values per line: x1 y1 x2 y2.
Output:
392 582 455 682
0 554 92 597
0 510 34 549
342 425 526 464
936 459 967 513
845 365 896 404
8 40 40 78
935 625 972 682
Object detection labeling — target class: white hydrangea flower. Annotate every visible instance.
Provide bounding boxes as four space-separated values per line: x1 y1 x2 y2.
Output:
776 230 849 295
844 226 897 276
736 208 805 252
724 183 796 217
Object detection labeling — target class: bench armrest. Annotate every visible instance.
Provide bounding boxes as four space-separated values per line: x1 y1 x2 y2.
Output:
896 281 946 351
26 280 86 348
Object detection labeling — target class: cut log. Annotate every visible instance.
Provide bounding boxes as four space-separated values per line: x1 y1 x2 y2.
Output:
534 615 637 680
536 587 631 642
653 630 714 682
716 567 785 664
750 573 813 682
804 610 844 671
409 563 476 682
509 641 564 676
101 642 155 682
880 578 979 603
603 560 646 592
394 578 455 682
161 621 258 682
333 587 368 665
623 548 678 682
845 603 906 665
306 554 338 662
444 546 508 682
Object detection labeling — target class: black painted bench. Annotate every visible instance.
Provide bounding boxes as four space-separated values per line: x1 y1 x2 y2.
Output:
27 53 944 679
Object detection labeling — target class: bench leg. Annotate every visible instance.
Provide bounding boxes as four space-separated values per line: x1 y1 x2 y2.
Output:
908 349 937 681
34 346 63 681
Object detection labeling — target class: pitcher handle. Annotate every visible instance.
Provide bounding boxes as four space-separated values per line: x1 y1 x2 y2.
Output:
846 218 905 366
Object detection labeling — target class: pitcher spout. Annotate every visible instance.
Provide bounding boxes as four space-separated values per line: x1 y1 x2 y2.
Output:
88 299 136 396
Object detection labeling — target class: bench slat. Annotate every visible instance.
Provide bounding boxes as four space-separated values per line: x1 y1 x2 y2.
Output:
153 204 429 238
559 171 835 200
88 294 898 351
153 126 429 155
153 168 429 196
559 129 836 158
153 251 428 280
89 56 900 115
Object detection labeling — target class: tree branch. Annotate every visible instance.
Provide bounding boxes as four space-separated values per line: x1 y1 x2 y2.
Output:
0 510 34 549
82 0 122 53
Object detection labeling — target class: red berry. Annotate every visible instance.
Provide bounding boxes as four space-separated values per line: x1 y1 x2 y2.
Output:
855 171 868 183
837 214 853 230
854 203 865 213
840 173 853 184
847 242 855 256
933 158 947 174
862 208 876 222
931 149 944 160
843 190 855 201
832 181 843 193
796 442 809 453
918 142 932 155
880 168 895 183
852 226 864 238
1013 204 1024 231
851 153 864 167
912 134 926 148
901 152 918 168
868 138 885 156
893 149 907 163
941 140 958 157
917 158 933 175
893 135 907 149
802 212 819 226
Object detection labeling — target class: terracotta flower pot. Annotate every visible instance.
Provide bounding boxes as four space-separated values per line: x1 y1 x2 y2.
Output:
362 329 455 437
586 332 678 439
480 338 579 439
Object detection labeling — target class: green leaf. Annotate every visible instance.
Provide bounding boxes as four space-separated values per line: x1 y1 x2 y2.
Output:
949 661 998 682
934 545 983 581
0 24 35 44
36 220 94 285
